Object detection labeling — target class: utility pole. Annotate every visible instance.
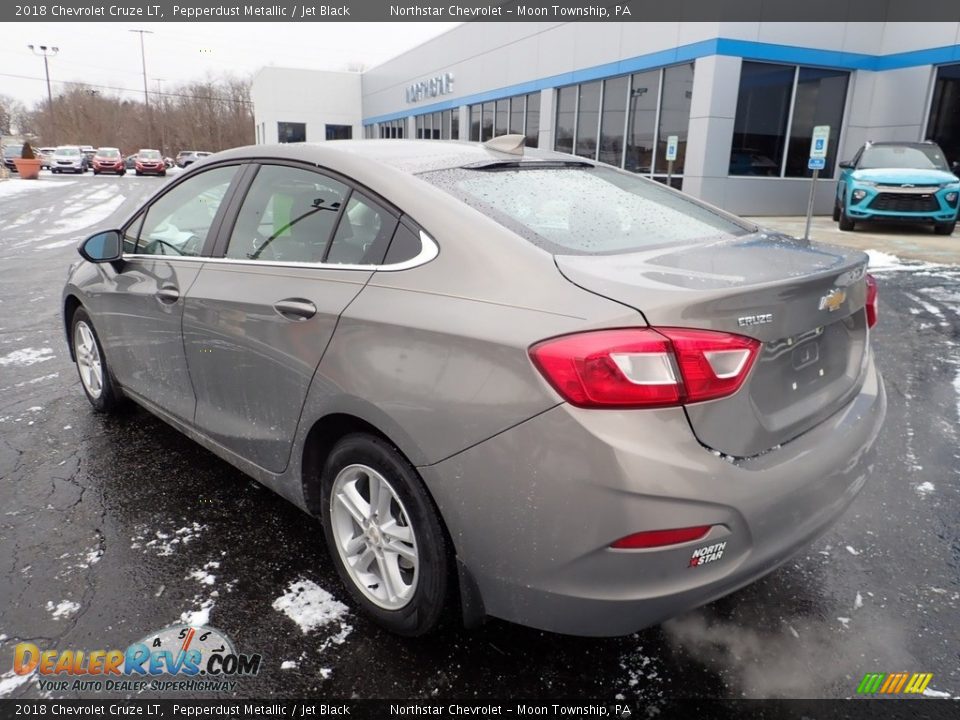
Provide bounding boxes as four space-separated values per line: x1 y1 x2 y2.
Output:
155 78 166 157
28 44 59 138
130 29 153 147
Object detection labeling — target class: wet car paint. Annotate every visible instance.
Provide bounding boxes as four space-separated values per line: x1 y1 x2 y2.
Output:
0 176 957 700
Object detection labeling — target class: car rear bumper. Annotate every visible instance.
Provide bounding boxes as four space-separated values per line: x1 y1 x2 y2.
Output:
422 352 885 636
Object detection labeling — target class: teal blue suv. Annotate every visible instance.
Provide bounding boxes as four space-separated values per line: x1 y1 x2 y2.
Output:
835 141 959 235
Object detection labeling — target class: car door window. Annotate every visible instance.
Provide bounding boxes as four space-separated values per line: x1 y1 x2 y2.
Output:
135 166 238 257
325 193 398 265
225 165 348 263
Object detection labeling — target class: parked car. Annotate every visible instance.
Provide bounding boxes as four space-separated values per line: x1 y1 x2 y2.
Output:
37 147 56 169
124 154 138 170
835 140 960 235
80 145 96 169
2 143 23 171
63 138 886 637
92 147 126 176
51 146 88 174
135 149 166 176
164 156 174 169
175 150 212 167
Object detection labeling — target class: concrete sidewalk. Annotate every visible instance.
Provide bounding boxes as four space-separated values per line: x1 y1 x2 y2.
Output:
744 215 959 265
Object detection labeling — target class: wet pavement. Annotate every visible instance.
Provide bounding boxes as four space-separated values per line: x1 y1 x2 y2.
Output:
0 174 958 701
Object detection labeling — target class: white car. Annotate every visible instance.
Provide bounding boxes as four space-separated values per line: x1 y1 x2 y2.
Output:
51 146 88 174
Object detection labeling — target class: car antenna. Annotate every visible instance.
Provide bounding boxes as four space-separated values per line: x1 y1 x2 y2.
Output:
483 134 525 156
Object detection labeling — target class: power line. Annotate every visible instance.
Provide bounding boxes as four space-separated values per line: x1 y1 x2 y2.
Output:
0 72 252 105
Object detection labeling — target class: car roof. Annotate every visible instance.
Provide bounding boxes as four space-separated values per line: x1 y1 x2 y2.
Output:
213 140 582 176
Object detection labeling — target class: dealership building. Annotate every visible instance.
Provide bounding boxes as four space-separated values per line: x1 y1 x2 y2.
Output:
251 21 960 215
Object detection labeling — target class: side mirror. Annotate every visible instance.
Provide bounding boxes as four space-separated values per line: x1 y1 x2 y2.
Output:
838 161 854 170
79 230 122 263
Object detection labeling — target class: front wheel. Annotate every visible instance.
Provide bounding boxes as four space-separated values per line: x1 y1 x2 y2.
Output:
320 434 450 636
934 221 956 236
838 202 856 231
832 199 841 222
71 307 123 413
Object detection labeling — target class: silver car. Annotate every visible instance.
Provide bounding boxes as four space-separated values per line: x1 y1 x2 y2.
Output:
63 138 886 637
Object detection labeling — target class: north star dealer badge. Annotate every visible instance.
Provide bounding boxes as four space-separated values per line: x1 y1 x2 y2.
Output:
689 541 726 567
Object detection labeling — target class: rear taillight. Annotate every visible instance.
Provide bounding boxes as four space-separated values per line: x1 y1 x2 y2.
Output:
865 274 878 328
529 327 760 409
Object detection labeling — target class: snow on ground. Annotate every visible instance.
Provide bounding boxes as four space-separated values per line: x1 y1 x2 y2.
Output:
272 579 352 640
186 561 220 586
0 348 54 367
39 193 127 248
954 369 960 424
131 521 207 556
915 482 935 496
0 670 32 697
46 600 80 619
280 660 298 670
179 598 215 627
0 179 75 199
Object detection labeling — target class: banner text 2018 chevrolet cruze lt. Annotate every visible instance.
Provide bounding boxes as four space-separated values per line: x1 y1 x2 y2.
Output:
62 138 885 636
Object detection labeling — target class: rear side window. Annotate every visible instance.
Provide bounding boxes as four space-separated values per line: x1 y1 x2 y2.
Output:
325 193 397 265
421 165 749 254
226 165 348 263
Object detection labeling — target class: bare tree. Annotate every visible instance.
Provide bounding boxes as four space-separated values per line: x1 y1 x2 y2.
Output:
0 94 28 136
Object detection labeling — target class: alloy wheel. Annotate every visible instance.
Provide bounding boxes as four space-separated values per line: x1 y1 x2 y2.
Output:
329 463 419 610
74 320 103 399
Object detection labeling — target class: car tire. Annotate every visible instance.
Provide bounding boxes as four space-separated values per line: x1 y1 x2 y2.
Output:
832 200 841 222
71 307 124 413
160 171 166 177
320 433 450 636
135 170 142 176
934 221 956 236
838 203 856 231
52 169 59 174
93 170 100 175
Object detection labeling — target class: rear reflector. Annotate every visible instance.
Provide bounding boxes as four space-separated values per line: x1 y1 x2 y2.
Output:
611 525 712 549
529 327 760 408
865 274 878 328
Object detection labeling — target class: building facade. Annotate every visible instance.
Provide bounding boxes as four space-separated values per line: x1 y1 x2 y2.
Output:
252 22 960 215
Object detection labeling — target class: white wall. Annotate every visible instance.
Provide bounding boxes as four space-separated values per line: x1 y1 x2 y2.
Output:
251 67 362 144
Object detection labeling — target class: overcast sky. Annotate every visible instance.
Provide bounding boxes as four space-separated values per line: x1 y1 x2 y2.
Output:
3 22 462 106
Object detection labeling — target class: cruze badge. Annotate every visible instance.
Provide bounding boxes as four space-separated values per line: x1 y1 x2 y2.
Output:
737 314 773 327
819 288 847 312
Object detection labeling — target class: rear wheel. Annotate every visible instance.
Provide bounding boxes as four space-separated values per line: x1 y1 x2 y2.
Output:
838 202 856 231
71 307 123 413
320 434 450 636
934 221 956 236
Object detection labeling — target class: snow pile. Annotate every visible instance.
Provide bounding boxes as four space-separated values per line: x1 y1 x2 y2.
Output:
272 579 352 639
0 347 55 367
46 600 81 619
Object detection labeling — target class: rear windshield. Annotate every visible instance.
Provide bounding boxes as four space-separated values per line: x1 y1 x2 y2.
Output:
421 164 749 254
859 145 949 171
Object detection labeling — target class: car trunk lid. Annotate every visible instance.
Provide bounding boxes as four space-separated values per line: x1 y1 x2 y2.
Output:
555 232 871 457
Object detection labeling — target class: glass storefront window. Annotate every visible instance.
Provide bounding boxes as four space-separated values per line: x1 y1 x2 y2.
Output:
525 92 539 148
278 121 306 143
730 62 794 176
555 86 576 154
470 105 481 141
575 81 601 159
625 70 660 174
785 67 848 178
510 96 525 135
927 63 960 168
655 63 694 174
599 75 628 166
432 112 442 139
482 102 494 141
496 99 509 136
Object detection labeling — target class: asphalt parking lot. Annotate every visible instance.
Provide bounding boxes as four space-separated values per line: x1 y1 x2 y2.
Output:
0 173 958 702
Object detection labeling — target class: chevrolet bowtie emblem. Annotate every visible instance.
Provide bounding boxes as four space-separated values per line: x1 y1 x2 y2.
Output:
818 288 847 312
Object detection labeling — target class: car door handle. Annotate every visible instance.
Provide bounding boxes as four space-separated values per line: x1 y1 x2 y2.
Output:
273 299 317 321
156 286 180 304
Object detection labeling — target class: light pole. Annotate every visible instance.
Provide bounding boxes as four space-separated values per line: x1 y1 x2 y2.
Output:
130 29 153 146
28 44 59 136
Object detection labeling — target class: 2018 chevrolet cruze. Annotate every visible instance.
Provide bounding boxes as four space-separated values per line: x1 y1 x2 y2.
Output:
63 138 886 636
